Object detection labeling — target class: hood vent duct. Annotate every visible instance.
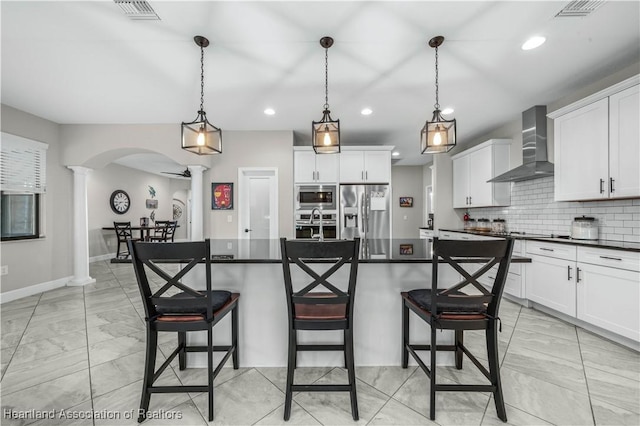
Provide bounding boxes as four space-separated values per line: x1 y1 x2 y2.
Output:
488 105 554 183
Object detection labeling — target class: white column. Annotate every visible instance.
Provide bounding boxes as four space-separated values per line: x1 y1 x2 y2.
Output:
67 166 96 286
189 165 206 241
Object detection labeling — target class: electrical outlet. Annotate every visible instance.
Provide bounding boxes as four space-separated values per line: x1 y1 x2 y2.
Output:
227 215 232 223
1 265 8 276
227 242 233 250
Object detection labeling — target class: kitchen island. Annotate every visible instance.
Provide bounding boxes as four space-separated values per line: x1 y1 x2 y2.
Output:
182 238 530 367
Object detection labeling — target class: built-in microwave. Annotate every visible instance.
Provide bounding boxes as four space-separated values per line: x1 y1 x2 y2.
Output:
295 185 336 211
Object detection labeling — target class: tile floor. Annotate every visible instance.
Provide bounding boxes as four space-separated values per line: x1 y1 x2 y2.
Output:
1 260 639 425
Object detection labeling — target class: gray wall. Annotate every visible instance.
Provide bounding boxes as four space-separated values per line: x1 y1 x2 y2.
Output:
88 164 189 257
391 166 424 238
207 131 295 239
1 105 73 293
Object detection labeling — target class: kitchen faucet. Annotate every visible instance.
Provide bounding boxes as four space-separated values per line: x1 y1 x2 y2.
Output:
309 208 324 241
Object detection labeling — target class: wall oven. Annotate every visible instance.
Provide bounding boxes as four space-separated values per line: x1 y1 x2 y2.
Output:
295 185 336 211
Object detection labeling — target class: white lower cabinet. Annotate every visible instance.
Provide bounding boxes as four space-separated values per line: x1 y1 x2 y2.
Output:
525 240 577 317
526 253 576 316
576 247 640 342
525 241 640 343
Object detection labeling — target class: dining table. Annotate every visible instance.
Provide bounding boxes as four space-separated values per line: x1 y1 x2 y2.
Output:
102 225 165 241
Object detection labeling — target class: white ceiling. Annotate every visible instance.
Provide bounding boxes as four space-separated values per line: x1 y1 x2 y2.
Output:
2 1 639 171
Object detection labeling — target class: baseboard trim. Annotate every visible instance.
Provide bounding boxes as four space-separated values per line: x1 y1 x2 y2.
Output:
0 275 73 304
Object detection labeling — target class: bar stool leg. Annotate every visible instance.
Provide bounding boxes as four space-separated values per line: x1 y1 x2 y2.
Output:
487 322 507 422
455 330 464 369
401 300 409 368
429 325 437 421
138 328 158 423
178 332 187 370
207 327 214 421
284 328 296 420
232 304 239 369
345 327 359 420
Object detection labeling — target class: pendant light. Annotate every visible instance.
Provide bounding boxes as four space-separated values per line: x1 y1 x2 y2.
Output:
312 36 340 154
421 36 456 154
181 36 222 155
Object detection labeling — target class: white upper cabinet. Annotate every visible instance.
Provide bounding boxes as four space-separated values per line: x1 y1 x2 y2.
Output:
551 77 639 201
609 84 640 198
452 139 511 208
339 150 391 184
294 150 339 183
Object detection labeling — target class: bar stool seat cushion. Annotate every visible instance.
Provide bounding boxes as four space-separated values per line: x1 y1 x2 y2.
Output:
295 293 347 320
407 289 487 314
156 290 232 314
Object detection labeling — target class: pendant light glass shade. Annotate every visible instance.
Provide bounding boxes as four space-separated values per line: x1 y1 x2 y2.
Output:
421 36 456 154
312 36 340 154
181 36 222 155
421 109 456 154
312 109 340 154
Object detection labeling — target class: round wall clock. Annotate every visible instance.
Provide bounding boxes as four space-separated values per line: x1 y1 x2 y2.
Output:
110 190 130 214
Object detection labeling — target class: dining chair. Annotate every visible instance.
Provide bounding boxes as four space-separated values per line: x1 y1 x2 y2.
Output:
113 221 140 259
279 237 360 421
128 238 240 422
401 237 514 422
149 220 169 242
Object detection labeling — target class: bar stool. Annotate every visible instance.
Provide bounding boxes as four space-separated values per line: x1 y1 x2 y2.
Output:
401 237 514 422
128 238 240 422
279 237 360 421
113 221 141 259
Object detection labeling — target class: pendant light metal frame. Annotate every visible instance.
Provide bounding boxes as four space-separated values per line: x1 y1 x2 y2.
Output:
312 36 340 154
421 36 456 154
181 35 222 155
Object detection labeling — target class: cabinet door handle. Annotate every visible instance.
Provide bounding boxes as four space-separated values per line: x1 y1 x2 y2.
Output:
600 255 622 261
576 267 582 283
365 171 368 180
539 247 554 252
469 196 472 205
610 177 615 193
361 171 364 180
599 178 605 194
567 265 572 280
316 171 320 181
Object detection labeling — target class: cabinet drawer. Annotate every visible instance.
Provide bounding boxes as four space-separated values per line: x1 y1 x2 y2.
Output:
577 247 640 272
526 240 577 261
480 270 522 298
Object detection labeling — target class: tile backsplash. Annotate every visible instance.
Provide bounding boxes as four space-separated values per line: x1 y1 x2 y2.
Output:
467 177 640 242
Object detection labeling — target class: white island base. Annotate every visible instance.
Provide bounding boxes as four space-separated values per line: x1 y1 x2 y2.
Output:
184 262 459 368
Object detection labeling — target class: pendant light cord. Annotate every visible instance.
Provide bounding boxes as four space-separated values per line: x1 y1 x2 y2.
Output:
200 44 205 112
434 45 440 111
324 47 329 110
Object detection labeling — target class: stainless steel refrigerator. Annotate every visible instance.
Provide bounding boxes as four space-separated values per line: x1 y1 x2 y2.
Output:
340 184 391 257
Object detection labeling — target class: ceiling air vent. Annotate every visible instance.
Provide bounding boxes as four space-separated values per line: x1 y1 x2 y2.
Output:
555 0 605 17
114 1 160 20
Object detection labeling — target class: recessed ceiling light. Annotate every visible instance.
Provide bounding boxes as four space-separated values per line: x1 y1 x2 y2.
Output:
441 107 454 115
361 108 373 116
521 36 546 51
264 108 276 116
392 151 400 157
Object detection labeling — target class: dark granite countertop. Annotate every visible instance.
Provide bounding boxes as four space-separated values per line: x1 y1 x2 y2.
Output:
111 239 531 264
440 229 640 252
207 239 531 264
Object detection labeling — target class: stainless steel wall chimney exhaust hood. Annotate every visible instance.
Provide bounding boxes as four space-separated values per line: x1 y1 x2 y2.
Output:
488 105 554 183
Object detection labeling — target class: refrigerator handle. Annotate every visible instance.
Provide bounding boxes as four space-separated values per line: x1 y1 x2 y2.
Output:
360 192 366 235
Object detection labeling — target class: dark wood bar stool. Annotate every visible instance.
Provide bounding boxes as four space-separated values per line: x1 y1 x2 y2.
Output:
401 237 514 422
279 237 360 421
128 238 240 422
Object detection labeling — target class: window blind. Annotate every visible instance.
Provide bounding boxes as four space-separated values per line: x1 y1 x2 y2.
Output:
0 132 48 193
